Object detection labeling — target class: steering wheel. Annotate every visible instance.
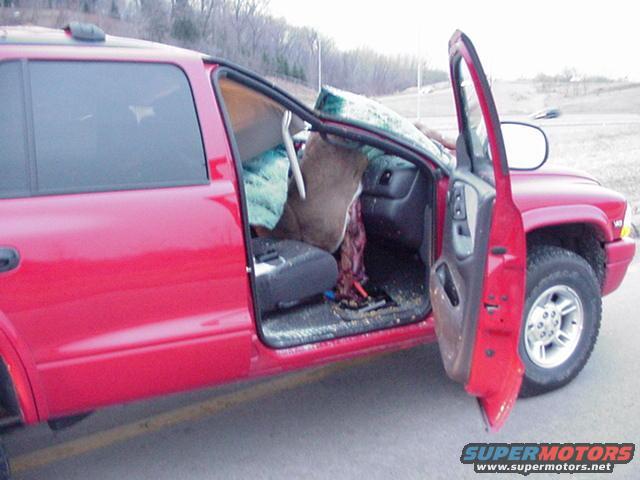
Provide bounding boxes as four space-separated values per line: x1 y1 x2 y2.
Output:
282 110 306 200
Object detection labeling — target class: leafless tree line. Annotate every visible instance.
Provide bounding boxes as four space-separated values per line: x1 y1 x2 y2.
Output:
1 0 447 95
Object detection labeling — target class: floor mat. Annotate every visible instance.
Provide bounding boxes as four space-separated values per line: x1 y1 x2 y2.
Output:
260 244 430 348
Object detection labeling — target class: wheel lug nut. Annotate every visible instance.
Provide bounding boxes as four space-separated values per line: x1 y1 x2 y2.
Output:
543 312 548 319
541 332 546 337
537 322 543 328
551 311 556 317
554 320 559 326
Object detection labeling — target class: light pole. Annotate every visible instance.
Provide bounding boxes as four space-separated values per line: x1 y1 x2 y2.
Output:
417 58 422 121
316 34 322 93
416 27 422 121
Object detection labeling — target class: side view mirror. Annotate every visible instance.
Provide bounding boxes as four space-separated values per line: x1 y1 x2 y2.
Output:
501 121 549 170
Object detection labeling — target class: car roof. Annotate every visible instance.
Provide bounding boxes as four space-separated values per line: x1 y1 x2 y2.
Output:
0 24 205 59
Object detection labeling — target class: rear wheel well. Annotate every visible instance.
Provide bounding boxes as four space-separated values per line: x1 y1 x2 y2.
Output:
0 357 21 431
526 223 606 289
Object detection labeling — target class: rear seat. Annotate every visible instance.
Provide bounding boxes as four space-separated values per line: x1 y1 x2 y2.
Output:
252 238 338 313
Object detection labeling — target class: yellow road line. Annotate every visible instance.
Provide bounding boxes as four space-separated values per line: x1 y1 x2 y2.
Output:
11 354 383 474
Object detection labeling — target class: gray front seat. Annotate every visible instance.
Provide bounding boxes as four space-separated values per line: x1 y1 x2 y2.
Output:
252 237 338 313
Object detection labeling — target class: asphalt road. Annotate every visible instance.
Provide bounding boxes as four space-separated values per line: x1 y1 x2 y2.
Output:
4 250 639 480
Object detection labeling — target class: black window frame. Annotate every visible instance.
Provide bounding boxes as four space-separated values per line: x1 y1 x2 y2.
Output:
0 59 209 199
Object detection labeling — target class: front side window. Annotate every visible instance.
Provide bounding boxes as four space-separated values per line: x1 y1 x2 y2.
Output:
30 61 207 194
457 59 494 184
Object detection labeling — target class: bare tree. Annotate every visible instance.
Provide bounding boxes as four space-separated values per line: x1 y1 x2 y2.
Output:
4 0 447 96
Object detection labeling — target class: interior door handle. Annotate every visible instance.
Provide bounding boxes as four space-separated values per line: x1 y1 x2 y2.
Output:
0 247 20 273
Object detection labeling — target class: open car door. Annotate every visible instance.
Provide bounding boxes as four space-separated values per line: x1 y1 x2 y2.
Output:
429 31 526 430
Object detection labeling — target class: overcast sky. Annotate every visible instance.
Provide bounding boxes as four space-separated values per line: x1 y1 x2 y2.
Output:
269 0 637 81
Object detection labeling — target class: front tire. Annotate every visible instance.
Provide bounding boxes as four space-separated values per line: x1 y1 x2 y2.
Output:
519 245 602 398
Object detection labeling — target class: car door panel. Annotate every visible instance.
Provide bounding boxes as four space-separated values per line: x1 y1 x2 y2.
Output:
430 31 526 430
0 184 253 417
0 58 254 419
431 169 495 385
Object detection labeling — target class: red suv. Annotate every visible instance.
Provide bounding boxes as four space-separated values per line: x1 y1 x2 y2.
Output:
0 23 635 476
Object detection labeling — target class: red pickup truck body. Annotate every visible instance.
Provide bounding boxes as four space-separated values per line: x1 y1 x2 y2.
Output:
0 26 634 433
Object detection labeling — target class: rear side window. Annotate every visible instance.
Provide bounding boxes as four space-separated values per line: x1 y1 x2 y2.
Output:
0 61 30 197
29 61 207 194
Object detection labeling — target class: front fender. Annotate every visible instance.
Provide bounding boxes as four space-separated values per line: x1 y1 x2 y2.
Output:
521 204 614 241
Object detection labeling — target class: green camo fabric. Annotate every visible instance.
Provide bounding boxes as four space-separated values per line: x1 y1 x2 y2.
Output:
242 145 290 229
314 86 451 166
